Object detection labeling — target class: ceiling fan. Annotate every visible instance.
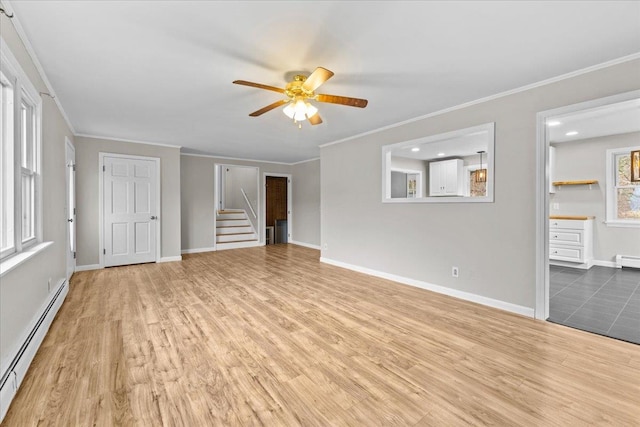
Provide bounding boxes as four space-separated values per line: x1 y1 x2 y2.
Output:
233 67 368 127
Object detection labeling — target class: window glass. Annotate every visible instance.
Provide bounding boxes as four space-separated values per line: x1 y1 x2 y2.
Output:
1 74 15 256
0 48 41 260
610 151 640 223
21 173 35 242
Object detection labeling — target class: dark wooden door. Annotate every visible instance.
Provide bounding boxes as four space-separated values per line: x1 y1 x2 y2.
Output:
266 176 287 229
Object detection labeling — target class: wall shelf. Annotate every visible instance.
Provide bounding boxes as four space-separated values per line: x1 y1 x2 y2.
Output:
549 215 595 220
552 180 598 186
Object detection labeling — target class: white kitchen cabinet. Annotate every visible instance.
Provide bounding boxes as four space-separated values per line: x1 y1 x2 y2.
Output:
429 159 464 196
549 217 594 269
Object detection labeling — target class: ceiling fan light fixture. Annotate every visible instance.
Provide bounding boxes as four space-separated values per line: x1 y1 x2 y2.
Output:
305 102 318 118
283 102 295 119
283 99 318 122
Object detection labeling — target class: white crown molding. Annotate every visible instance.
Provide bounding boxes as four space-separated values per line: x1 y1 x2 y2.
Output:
290 157 320 166
180 151 293 165
75 133 182 149
320 52 640 149
2 1 76 134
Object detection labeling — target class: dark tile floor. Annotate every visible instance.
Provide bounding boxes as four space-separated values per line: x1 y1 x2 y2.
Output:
549 265 640 345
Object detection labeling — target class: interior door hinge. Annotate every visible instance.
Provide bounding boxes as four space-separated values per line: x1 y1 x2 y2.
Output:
103 165 105 172
103 249 106 255
73 251 76 259
72 164 76 172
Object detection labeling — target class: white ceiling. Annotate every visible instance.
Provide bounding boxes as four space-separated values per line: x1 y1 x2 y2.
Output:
391 131 489 161
548 99 640 143
7 1 640 163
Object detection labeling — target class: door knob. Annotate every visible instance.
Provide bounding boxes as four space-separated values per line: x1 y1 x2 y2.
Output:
67 218 73 223
150 216 158 220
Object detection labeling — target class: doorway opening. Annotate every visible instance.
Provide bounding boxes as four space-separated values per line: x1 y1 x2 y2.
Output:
65 138 75 280
264 174 292 245
214 164 260 249
536 90 640 344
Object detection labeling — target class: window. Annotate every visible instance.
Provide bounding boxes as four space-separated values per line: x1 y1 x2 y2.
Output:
0 40 42 260
606 146 640 227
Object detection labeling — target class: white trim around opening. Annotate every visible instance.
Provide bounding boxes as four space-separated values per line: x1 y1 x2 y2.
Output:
534 89 640 320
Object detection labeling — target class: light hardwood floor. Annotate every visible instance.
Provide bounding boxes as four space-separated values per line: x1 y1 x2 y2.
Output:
4 245 639 425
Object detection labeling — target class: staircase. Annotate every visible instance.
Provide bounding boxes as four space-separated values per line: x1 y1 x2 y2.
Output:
216 209 259 250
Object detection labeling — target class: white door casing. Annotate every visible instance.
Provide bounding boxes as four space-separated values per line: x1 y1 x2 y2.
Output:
102 155 159 267
65 138 76 280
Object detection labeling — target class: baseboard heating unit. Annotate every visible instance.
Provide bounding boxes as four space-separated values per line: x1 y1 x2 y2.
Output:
0 279 68 421
616 254 640 269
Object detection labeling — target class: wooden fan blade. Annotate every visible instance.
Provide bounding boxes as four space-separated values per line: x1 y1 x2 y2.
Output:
316 94 368 108
302 67 334 92
249 100 288 117
233 80 285 94
308 113 323 125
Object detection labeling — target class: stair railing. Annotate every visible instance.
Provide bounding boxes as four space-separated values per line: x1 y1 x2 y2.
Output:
241 188 257 219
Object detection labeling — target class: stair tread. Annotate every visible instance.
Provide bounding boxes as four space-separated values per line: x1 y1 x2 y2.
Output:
216 232 255 236
217 239 258 244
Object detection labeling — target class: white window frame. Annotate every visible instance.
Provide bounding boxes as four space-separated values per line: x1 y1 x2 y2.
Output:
605 146 640 228
0 37 42 261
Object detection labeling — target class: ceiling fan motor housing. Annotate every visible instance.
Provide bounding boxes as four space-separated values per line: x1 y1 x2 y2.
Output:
285 75 315 100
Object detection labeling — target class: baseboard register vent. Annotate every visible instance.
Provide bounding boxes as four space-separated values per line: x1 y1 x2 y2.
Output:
0 279 68 421
616 254 640 269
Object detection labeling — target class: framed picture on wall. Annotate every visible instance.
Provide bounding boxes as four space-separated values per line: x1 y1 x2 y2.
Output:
632 149 640 183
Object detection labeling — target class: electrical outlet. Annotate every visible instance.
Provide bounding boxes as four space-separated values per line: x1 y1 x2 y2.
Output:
323 243 328 250
553 203 560 210
452 267 459 278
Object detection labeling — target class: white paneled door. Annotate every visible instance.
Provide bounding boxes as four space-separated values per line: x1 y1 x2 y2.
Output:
103 156 158 267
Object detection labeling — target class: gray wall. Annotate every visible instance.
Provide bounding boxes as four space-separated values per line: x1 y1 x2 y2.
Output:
0 18 73 371
181 155 216 251
291 159 321 247
75 136 181 265
551 132 640 263
321 59 640 310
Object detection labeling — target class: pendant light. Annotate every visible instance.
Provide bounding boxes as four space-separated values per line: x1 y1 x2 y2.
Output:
476 151 487 183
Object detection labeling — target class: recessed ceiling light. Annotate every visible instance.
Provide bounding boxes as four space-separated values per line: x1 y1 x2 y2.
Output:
437 152 445 157
547 120 562 127
411 147 420 152
565 131 579 136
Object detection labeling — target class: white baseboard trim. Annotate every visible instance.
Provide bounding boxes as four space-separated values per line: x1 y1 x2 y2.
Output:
1 278 68 422
159 256 182 263
181 247 216 254
320 257 534 318
592 259 619 268
75 264 101 272
289 240 321 250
